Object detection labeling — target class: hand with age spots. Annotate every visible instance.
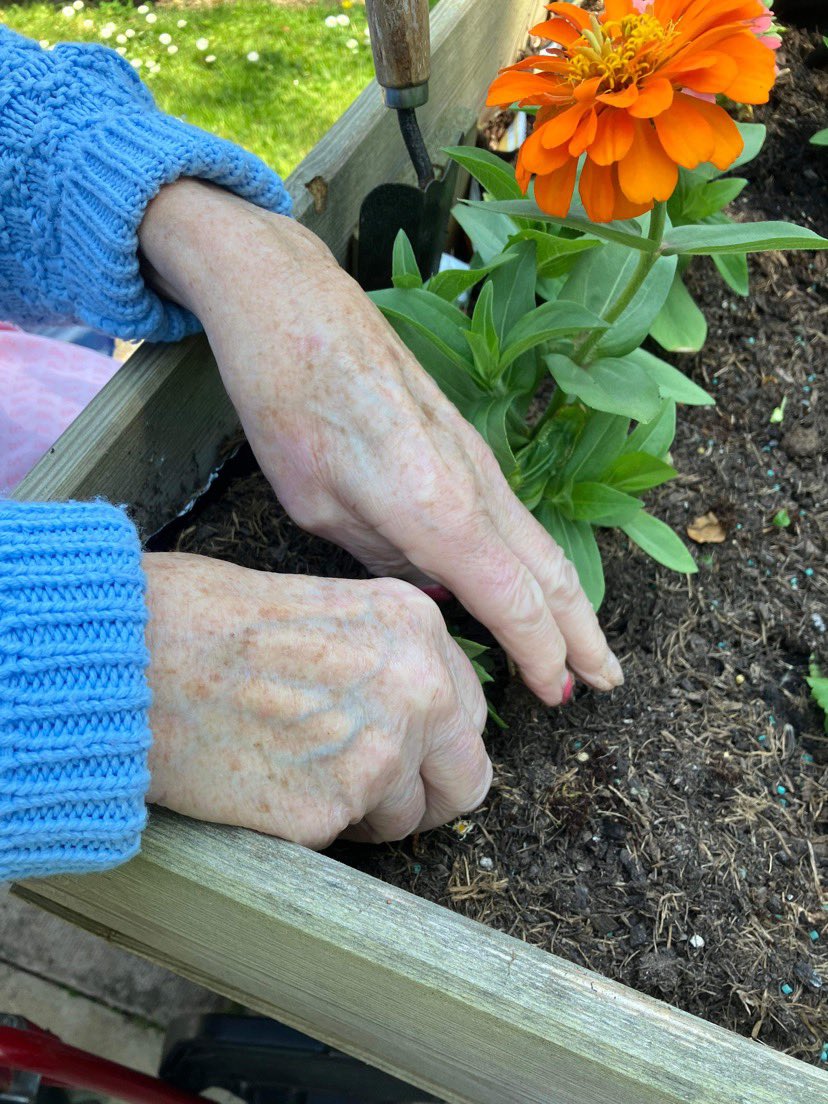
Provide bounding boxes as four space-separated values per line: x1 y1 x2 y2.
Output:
137 179 624 846
144 554 491 846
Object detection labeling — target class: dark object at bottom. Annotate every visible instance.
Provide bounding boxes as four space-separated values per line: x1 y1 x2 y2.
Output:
161 1015 439 1104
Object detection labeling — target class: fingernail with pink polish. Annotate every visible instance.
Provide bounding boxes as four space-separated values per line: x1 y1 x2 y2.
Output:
561 671 575 705
422 584 453 603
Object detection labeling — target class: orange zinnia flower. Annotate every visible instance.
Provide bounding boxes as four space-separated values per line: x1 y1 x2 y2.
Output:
486 0 777 223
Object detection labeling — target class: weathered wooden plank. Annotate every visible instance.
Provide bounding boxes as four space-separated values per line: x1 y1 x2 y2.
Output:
14 0 542 535
17 811 828 1104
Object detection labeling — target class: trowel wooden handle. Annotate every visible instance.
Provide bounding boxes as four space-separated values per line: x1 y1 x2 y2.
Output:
365 0 431 107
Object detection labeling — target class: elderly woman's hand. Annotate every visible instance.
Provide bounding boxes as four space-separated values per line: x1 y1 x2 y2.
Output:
139 180 623 707
144 554 491 846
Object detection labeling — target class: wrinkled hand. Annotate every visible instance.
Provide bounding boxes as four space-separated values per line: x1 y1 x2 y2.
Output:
144 554 491 846
140 181 623 706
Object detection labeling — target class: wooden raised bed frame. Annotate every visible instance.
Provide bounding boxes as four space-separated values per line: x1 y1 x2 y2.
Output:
12 3 828 1101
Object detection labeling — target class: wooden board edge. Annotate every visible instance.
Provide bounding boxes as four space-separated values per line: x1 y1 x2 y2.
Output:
15 811 828 1104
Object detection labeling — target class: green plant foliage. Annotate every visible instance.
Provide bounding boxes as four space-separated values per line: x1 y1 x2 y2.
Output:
806 660 828 733
370 146 828 610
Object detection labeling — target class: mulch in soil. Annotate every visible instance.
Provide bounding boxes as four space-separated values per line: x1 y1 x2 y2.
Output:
158 30 828 1063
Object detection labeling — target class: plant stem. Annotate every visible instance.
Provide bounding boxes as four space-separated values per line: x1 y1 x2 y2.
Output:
572 201 667 365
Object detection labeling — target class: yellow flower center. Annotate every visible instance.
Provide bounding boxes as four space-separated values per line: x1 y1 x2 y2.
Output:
567 12 677 91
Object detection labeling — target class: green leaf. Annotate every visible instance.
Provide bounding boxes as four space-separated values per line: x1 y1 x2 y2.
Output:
452 203 518 264
425 253 515 303
459 200 656 252
535 504 605 610
682 178 748 222
662 221 828 256
546 354 662 423
806 661 828 732
623 400 676 459
454 636 488 662
731 122 768 170
509 229 603 278
563 411 630 483
370 288 482 411
391 230 423 289
560 245 677 357
602 451 677 494
649 274 708 353
490 240 537 345
471 280 498 350
371 287 470 365
626 348 714 406
622 511 697 574
500 302 606 368
712 250 750 296
811 128 828 147
568 482 643 526
468 393 519 476
443 145 524 200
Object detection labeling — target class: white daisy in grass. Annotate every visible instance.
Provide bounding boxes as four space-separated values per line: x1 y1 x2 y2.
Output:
137 5 149 13
324 15 337 28
159 32 171 45
125 28 135 38
115 46 126 55
116 34 126 44
130 58 143 68
145 12 157 24
336 13 350 25
196 37 209 50
61 7 75 18
82 19 93 29
167 44 178 54
72 1 84 10
177 19 187 28
205 54 216 63
39 39 49 48
246 50 260 62
345 38 358 49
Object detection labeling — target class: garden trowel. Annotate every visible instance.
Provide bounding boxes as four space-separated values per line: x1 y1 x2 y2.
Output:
356 0 459 290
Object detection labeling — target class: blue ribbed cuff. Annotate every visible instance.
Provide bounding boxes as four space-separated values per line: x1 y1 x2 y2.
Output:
0 500 151 881
60 110 293 342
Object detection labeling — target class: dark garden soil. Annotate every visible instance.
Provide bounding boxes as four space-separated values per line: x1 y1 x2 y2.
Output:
160 30 828 1062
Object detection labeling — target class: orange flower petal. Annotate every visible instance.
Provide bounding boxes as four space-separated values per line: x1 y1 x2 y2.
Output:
545 2 591 30
569 108 598 156
610 178 653 221
618 119 678 204
485 70 564 107
660 49 739 94
679 95 744 169
509 55 571 73
588 108 635 165
627 77 674 119
603 0 635 20
573 76 603 103
597 84 640 108
529 17 582 45
540 102 592 148
579 158 617 223
519 125 572 175
654 95 715 168
717 33 777 103
534 157 579 218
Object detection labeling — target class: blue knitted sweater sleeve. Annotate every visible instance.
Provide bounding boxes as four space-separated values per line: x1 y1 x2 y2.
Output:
0 499 151 882
0 26 292 341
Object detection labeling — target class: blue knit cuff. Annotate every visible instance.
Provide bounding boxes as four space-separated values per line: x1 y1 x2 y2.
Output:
60 110 293 342
0 500 151 882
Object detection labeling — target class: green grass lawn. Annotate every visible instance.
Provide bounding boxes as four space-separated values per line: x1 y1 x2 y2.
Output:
0 0 383 176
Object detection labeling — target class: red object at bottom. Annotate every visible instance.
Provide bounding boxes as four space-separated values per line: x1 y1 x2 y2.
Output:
0 1020 203 1104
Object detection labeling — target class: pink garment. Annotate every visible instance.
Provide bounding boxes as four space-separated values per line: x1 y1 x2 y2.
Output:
0 323 120 493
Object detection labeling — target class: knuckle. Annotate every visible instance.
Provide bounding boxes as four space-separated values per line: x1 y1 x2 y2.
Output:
500 563 549 634
552 556 584 609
